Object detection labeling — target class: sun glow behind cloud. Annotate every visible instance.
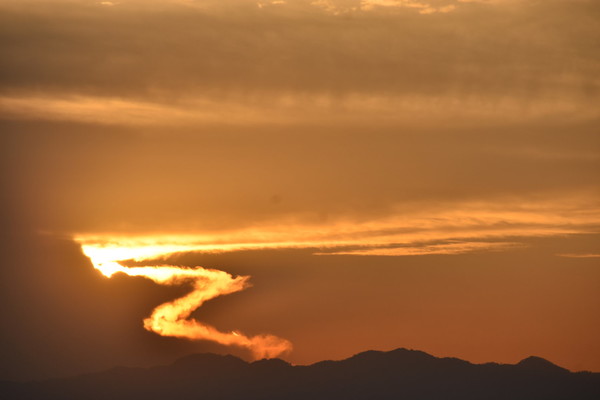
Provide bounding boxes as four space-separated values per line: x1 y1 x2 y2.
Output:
0 0 598 381
73 194 599 356
79 244 292 359
76 194 600 256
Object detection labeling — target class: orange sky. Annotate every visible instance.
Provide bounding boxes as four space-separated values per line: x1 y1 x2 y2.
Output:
0 0 599 381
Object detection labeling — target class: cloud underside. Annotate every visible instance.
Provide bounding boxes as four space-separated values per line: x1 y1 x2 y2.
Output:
2 0 599 259
0 0 598 125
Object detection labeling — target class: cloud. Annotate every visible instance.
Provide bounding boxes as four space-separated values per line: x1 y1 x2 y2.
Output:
0 95 278 126
556 253 600 258
0 0 597 109
74 194 600 257
1 0 599 381
317 241 522 256
2 0 599 253
81 253 292 359
2 92 596 126
3 113 598 237
360 0 456 14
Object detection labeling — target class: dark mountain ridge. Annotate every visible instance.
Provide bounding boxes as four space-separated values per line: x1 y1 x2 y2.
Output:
1 348 598 399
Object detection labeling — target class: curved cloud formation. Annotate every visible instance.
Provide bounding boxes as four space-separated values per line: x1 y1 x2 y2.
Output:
80 246 292 359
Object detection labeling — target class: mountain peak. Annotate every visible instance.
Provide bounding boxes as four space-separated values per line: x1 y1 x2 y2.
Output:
3 349 598 400
517 356 568 373
390 347 436 359
350 347 434 361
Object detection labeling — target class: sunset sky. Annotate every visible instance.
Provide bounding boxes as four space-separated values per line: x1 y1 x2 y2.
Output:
1 0 599 381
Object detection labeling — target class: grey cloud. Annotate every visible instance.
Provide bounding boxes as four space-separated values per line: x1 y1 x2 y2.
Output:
1 0 598 235
0 0 597 104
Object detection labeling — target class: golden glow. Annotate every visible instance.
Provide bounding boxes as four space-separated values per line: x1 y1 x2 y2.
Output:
80 244 291 359
75 195 599 358
317 241 522 256
75 195 600 257
556 253 600 258
2 93 596 127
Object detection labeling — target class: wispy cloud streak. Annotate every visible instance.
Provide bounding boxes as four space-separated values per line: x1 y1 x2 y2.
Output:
75 195 600 257
556 253 600 258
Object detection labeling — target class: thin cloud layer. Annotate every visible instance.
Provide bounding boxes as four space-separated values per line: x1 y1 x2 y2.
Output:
0 0 597 118
2 93 596 126
75 194 600 257
3 115 598 236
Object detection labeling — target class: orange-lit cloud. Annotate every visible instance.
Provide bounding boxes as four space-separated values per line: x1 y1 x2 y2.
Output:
360 0 456 14
556 253 600 258
317 241 521 256
72 194 598 361
2 0 599 382
75 195 600 257
2 93 596 127
72 193 599 358
80 246 292 359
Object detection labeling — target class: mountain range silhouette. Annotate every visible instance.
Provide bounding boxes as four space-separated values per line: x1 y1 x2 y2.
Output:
1 348 598 399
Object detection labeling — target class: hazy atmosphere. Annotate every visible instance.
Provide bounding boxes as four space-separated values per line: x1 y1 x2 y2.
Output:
1 0 599 381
